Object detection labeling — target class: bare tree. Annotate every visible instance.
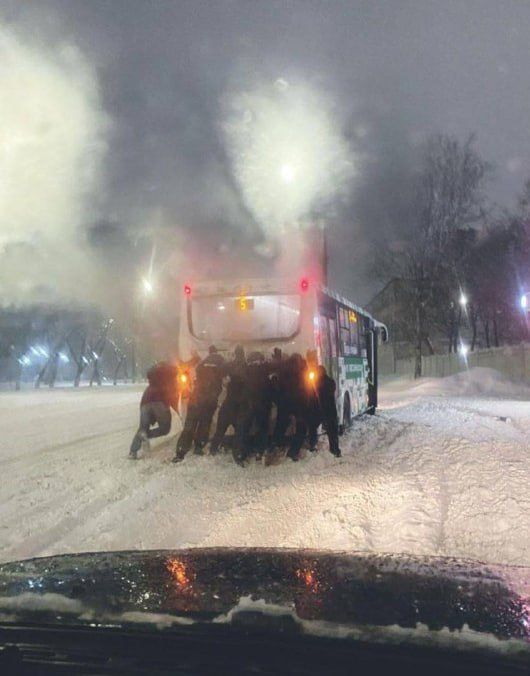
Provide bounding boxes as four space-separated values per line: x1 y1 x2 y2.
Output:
0 311 33 390
107 337 128 385
377 134 489 376
67 332 89 387
465 219 526 350
67 319 113 387
89 319 113 386
35 326 72 389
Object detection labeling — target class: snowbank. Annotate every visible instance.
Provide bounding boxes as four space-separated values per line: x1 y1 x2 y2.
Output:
384 367 530 399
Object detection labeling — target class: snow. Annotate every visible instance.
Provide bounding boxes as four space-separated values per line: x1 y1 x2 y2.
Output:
2 590 528 658
384 367 530 400
117 611 195 628
0 592 84 614
214 596 530 657
0 368 529 566
0 591 196 629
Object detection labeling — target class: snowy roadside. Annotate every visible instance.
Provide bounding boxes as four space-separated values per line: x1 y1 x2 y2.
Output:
0 368 529 567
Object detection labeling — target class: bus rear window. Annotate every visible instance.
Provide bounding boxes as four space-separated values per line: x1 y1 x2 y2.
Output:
189 294 301 342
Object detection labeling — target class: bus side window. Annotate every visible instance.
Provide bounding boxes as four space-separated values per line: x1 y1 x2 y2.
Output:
328 319 339 387
319 316 329 356
361 317 369 357
340 306 364 356
339 307 350 356
348 311 360 356
319 316 331 373
328 319 338 358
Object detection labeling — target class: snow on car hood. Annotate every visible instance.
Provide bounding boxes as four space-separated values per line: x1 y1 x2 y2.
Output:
0 548 529 655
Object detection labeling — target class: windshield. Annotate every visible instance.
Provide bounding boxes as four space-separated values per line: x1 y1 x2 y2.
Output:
189 294 301 342
2 0 530 664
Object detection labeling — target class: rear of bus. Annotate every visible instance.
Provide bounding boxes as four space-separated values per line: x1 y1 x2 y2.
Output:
178 278 317 360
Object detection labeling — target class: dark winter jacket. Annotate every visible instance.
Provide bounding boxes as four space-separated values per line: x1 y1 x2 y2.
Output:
278 356 308 415
243 361 273 406
141 362 179 410
316 374 337 415
223 357 247 403
193 353 226 405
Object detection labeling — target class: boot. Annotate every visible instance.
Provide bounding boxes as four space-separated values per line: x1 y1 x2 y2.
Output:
232 447 246 467
193 441 205 456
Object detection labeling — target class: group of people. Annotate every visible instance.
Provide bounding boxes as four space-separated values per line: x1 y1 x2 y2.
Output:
129 344 341 465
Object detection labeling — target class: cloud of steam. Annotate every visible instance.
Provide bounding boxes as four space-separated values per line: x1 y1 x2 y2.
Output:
0 22 107 307
222 79 355 236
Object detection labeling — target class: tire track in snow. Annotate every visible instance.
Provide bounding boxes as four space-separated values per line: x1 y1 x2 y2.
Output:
2 387 530 566
347 418 443 557
0 428 136 530
194 417 415 551
0 420 181 562
0 426 133 469
1 436 179 561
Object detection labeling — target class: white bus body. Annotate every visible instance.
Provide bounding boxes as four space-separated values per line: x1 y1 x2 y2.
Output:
178 278 387 423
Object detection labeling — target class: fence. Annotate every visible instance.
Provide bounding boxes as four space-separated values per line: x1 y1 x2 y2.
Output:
380 342 530 382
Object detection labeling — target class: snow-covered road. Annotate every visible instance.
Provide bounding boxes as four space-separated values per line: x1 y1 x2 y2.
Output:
1 368 529 566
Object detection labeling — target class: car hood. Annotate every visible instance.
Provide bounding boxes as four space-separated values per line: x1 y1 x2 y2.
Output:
0 548 529 651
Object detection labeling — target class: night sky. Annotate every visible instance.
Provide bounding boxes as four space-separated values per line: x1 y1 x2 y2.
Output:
2 0 530 304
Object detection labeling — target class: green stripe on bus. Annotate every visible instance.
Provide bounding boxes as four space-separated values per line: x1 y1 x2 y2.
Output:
343 356 366 380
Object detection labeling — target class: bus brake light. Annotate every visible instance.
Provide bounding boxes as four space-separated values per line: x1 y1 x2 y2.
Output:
184 284 191 296
300 278 309 292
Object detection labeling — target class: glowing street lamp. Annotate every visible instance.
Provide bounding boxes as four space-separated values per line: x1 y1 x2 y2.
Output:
280 163 295 184
459 292 468 307
142 277 154 295
459 343 469 357
520 293 528 311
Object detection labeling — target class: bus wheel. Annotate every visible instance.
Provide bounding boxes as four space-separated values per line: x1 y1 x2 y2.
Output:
339 395 351 435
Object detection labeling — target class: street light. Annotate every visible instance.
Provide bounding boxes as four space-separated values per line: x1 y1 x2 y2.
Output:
459 342 469 357
520 293 528 310
280 163 295 183
459 292 468 307
142 277 154 295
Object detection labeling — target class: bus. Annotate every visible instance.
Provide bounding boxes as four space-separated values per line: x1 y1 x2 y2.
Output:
178 277 388 426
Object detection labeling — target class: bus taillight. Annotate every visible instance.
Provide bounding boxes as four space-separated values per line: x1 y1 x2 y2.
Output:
300 278 309 292
184 284 191 296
